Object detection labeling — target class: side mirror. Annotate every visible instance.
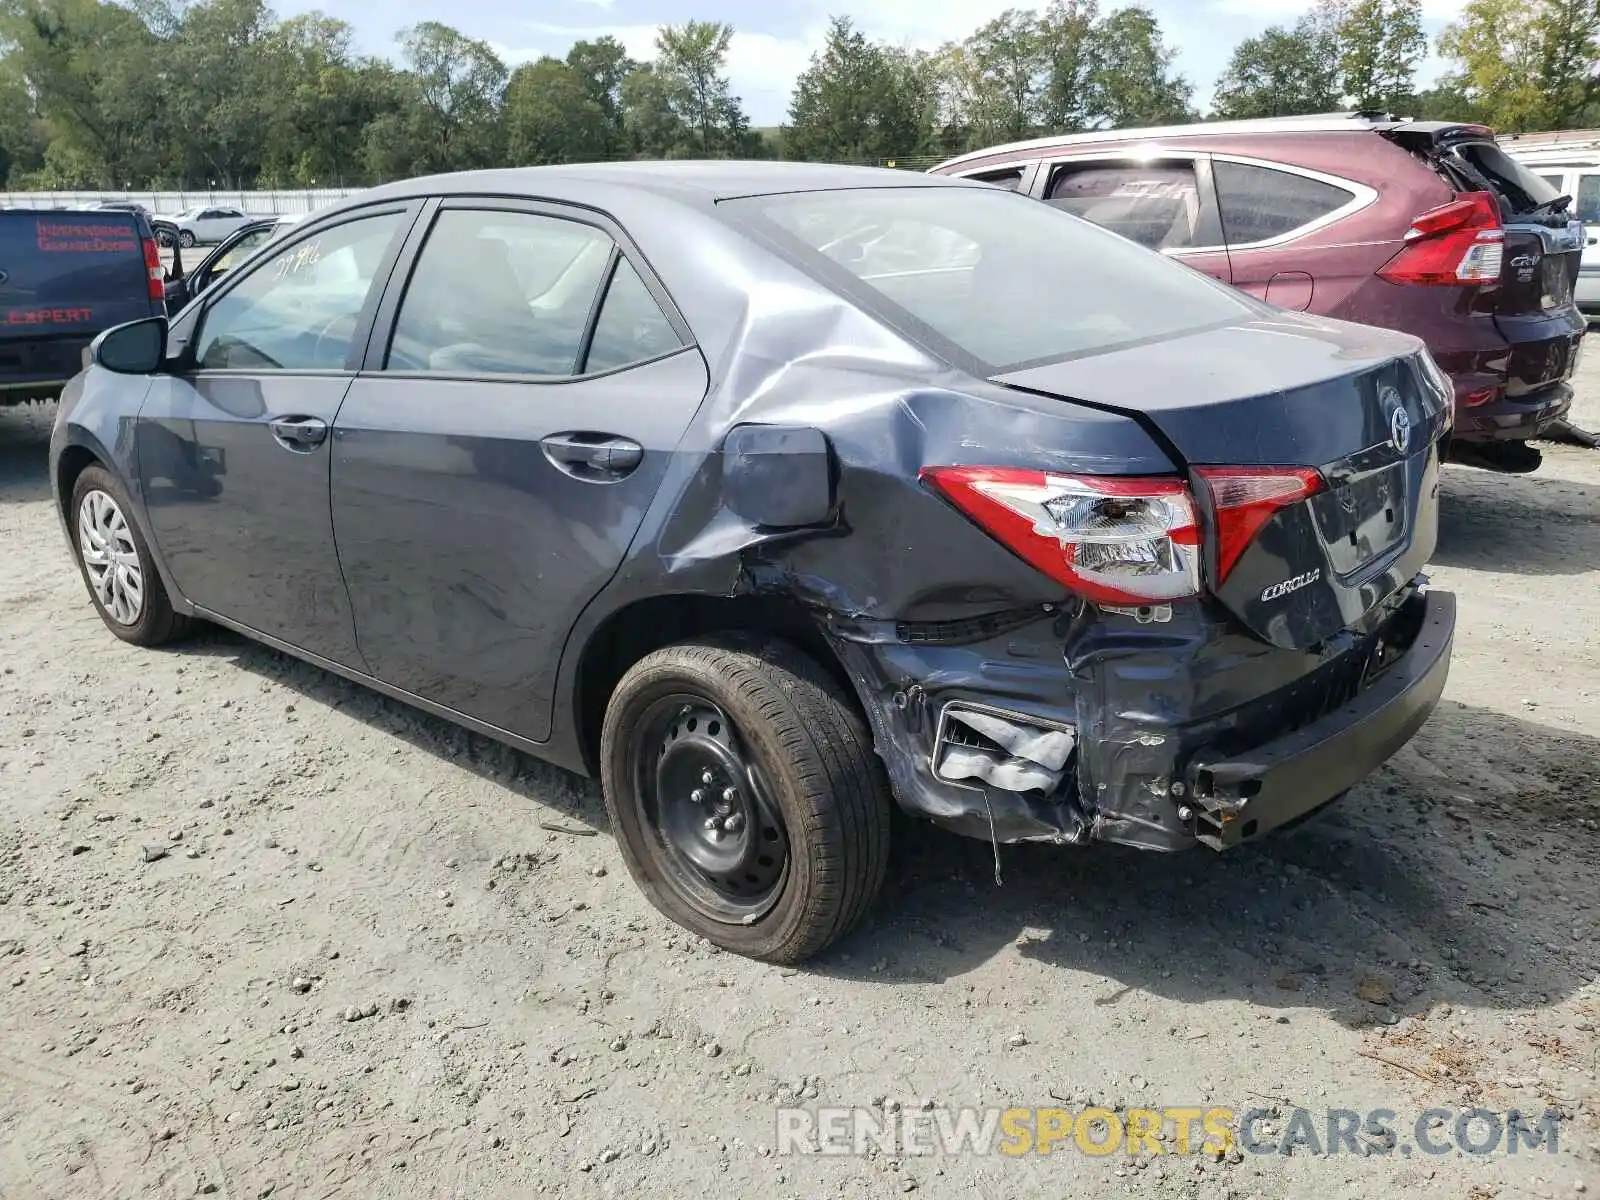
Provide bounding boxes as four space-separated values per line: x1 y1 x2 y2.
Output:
91 317 168 374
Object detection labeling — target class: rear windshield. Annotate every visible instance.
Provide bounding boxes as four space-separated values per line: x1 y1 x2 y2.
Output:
723 186 1251 372
1448 141 1563 214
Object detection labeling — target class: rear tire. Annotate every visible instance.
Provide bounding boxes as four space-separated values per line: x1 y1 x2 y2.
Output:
600 634 891 964
69 465 191 647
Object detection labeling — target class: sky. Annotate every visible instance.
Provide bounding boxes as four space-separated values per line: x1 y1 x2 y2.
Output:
280 0 1475 126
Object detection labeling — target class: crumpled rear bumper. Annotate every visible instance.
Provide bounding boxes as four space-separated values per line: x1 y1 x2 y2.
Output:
1185 589 1454 848
828 583 1452 854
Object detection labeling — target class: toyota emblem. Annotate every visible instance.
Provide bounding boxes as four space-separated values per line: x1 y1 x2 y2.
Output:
1389 405 1412 455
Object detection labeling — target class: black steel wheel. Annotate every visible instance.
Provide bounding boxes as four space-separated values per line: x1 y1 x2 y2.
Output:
600 634 891 964
637 697 789 921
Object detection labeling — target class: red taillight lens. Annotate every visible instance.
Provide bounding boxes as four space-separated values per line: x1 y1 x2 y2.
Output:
142 236 164 302
1378 190 1503 286
1196 467 1324 582
920 467 1200 606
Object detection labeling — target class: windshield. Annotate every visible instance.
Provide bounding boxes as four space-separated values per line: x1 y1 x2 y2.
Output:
725 186 1251 372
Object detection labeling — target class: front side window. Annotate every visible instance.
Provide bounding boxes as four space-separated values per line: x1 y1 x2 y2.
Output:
1045 161 1205 250
387 209 614 376
729 186 1250 372
1213 161 1356 245
194 211 405 371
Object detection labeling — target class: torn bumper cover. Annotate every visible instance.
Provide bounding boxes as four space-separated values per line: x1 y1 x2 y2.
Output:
830 586 1454 853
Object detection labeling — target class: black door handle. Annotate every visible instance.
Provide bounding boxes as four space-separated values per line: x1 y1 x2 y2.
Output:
541 432 643 479
268 416 328 450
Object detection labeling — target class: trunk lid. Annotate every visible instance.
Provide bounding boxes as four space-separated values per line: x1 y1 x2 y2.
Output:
994 315 1451 651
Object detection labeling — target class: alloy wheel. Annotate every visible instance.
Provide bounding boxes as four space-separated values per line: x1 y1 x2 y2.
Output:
77 489 144 626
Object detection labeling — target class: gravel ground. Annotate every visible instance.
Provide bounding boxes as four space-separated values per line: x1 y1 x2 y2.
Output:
1 364 1598 1200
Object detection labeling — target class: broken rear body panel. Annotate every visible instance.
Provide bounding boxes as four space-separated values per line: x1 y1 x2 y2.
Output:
502 174 1459 856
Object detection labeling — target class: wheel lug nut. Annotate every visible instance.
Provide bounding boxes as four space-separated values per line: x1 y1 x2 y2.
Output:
723 813 744 834
701 770 715 785
703 817 720 832
690 788 705 804
721 786 737 803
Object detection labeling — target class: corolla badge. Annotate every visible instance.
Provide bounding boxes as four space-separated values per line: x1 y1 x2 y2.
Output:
1261 568 1321 603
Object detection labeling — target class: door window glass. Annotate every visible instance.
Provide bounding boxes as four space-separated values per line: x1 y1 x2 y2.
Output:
1576 174 1600 225
968 167 1025 191
1045 162 1204 249
583 259 683 374
194 211 404 371
386 209 613 376
1213 161 1355 245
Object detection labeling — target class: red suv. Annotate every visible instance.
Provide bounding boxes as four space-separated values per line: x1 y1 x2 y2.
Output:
932 114 1586 472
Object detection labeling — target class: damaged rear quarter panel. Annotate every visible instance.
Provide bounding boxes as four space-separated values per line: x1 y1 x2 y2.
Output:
549 195 1329 851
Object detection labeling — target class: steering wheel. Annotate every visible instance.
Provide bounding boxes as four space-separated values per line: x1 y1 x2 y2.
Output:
309 313 358 368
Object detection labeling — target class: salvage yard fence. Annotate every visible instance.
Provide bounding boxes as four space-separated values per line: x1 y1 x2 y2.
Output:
0 188 365 215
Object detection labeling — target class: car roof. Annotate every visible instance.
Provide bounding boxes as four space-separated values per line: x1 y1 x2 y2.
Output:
933 114 1500 171
356 160 966 209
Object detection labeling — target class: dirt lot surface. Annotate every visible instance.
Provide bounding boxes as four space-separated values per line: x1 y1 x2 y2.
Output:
2 365 1599 1200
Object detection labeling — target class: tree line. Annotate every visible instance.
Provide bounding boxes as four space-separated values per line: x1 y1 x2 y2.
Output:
2 0 1598 191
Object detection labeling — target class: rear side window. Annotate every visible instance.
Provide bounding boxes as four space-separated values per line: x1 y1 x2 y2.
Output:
387 209 612 376
728 186 1250 372
1448 142 1562 214
966 167 1025 191
1045 162 1205 250
1213 161 1355 245
584 259 683 374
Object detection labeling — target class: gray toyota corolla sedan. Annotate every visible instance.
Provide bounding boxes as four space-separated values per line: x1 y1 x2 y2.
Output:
51 162 1456 963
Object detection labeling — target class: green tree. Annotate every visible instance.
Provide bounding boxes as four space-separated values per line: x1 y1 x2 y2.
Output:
565 35 637 151
1436 0 1600 131
966 9 1048 140
620 62 688 157
0 0 167 186
0 57 48 184
785 16 935 161
654 21 747 155
1088 5 1193 126
1530 0 1600 128
1038 0 1101 132
1212 4 1345 119
1338 0 1425 112
504 56 610 164
396 20 508 172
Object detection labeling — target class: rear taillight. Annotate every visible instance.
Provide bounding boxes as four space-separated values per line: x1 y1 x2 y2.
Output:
920 467 1200 606
1196 467 1324 582
1378 190 1503 286
142 237 164 302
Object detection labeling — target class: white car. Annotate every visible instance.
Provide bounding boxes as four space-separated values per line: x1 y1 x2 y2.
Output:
164 206 257 248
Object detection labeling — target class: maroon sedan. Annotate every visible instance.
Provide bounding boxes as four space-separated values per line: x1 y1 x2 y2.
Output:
934 113 1586 473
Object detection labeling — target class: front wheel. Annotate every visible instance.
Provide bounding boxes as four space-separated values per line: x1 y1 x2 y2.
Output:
70 465 191 646
177 230 196 248
600 635 891 964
